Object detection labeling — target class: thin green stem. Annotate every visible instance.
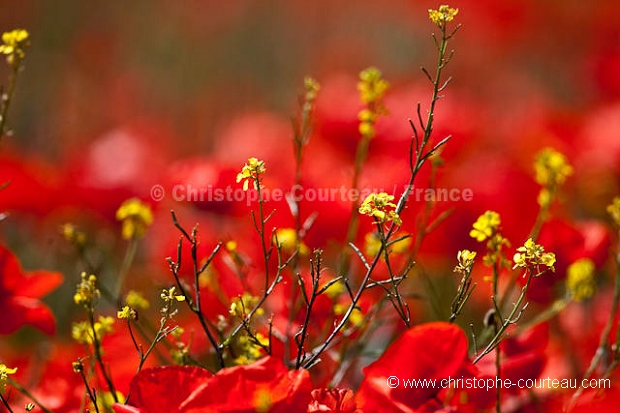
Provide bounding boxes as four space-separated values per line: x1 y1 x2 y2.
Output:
88 310 118 403
6 379 53 413
0 59 21 141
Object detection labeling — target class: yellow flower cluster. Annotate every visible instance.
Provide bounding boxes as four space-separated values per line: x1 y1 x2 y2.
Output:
74 272 100 308
61 222 86 246
117 305 137 320
273 228 310 255
333 303 364 327
607 196 620 227
304 76 320 107
357 67 389 139
566 258 596 302
0 29 29 65
364 231 410 256
428 5 459 27
126 290 150 310
0 363 17 393
160 286 185 303
469 211 501 242
71 316 115 345
116 198 153 240
233 333 269 365
470 211 511 269
455 249 476 275
236 157 266 191
534 148 573 207
512 238 556 273
229 292 264 318
358 192 402 225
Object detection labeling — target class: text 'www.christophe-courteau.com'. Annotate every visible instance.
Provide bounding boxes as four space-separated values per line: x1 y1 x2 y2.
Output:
385 376 611 392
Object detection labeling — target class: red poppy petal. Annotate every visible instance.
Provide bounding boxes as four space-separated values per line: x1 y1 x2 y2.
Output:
358 322 471 410
124 365 213 412
0 296 56 335
20 270 64 298
112 404 142 413
184 356 312 412
0 244 24 292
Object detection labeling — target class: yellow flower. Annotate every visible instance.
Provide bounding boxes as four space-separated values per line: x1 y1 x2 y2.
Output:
273 228 310 255
534 148 573 188
359 192 402 225
428 5 459 26
304 76 320 103
116 198 153 240
512 238 556 273
229 293 263 318
71 316 114 345
358 67 389 104
364 232 410 256
566 258 596 302
469 211 501 242
74 272 100 308
333 303 364 327
0 29 29 64
117 306 137 320
236 157 266 191
61 223 86 246
455 249 476 274
126 290 150 310
161 287 185 303
357 67 389 139
233 333 269 365
607 196 620 227
0 363 17 393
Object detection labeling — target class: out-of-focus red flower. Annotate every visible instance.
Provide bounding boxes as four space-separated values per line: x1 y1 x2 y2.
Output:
113 365 213 413
115 356 312 413
525 219 610 304
356 322 476 412
308 388 360 412
0 148 61 217
0 244 63 335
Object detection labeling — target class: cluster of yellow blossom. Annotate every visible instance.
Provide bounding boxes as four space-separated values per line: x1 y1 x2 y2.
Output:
160 286 186 303
74 272 100 308
236 157 266 191
566 258 596 302
512 238 556 273
358 192 402 225
454 249 476 275
230 292 264 318
428 5 459 27
126 290 150 310
0 29 29 66
117 306 137 320
72 316 115 345
233 333 269 365
534 148 573 207
357 67 389 139
0 363 17 393
116 198 153 240
273 228 310 255
607 196 620 227
364 231 410 256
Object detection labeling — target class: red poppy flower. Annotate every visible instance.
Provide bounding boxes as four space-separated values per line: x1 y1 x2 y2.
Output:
114 356 312 413
0 244 63 335
356 322 476 412
308 388 360 412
